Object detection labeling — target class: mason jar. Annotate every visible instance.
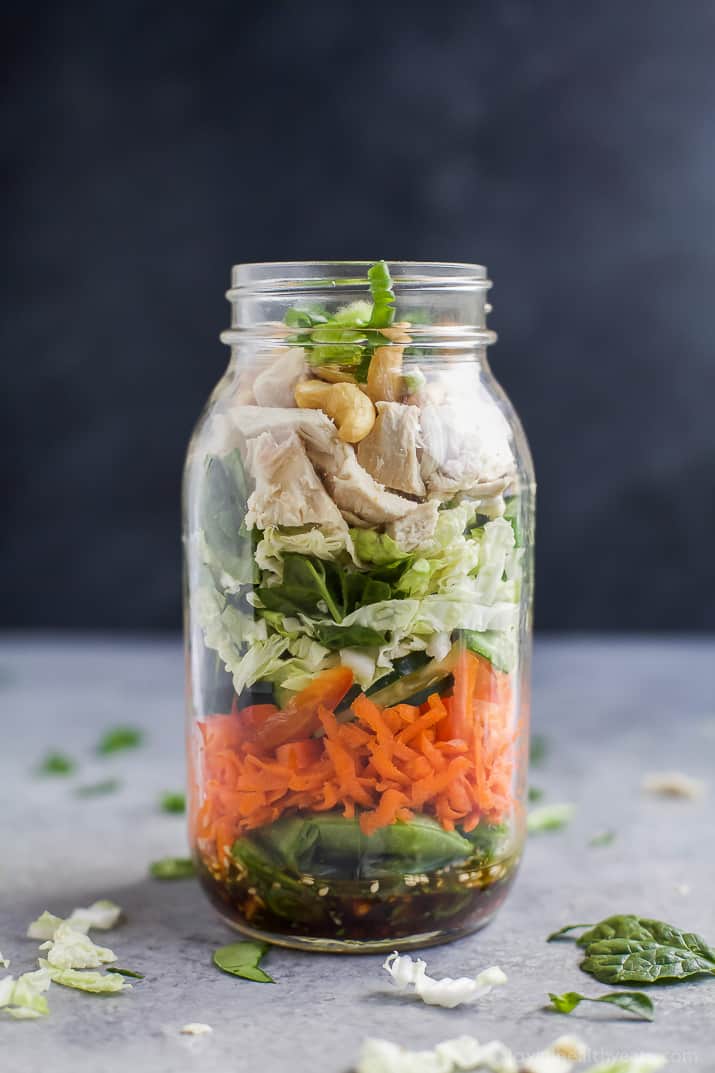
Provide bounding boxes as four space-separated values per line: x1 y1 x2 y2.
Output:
183 261 535 952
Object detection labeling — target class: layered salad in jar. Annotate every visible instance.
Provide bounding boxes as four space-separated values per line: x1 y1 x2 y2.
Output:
185 262 531 948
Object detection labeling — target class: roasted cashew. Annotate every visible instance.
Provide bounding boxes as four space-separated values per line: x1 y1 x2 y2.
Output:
309 365 358 385
295 380 375 443
294 379 332 409
366 345 404 403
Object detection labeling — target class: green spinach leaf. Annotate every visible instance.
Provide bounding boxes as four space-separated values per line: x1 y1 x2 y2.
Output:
529 734 548 766
257 553 394 629
149 857 196 880
106 967 145 979
257 554 343 622
38 751 76 775
313 623 386 650
548 990 654 1021
213 941 274 983
589 830 616 847
578 915 715 985
159 791 186 814
549 914 715 985
547 923 594 942
97 726 143 755
75 778 121 797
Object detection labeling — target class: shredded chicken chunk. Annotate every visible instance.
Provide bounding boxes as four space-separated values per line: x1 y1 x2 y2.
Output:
420 399 514 498
229 405 337 450
252 348 307 408
231 405 419 528
308 439 419 528
386 499 440 550
245 431 346 531
357 402 426 497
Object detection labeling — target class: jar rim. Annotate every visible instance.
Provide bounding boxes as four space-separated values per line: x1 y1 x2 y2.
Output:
229 260 489 293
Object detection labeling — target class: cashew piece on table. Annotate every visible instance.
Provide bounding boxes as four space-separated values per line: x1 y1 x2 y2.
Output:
295 380 376 443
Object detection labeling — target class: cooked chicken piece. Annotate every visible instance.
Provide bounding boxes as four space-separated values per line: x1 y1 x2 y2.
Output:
386 499 440 550
229 405 418 527
356 402 426 497
228 405 338 451
232 366 259 405
419 400 514 498
307 439 418 528
252 348 307 408
244 431 346 532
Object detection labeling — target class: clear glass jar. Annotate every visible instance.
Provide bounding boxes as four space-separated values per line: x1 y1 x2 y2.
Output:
183 261 535 952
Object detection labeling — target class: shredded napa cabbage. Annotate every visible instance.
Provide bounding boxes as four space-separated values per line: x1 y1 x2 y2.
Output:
383 952 507 1009
255 525 356 581
40 960 130 993
0 967 51 1020
356 1034 518 1073
27 911 64 940
39 922 116 970
200 502 524 694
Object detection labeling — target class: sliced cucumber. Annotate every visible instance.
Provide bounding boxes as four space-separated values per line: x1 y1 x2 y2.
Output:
365 651 431 697
236 679 277 710
367 648 458 709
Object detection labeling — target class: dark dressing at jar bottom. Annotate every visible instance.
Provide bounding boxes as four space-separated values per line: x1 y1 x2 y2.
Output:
196 851 521 952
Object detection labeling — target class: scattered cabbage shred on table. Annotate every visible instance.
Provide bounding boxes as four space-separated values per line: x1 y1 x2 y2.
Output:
1 899 131 1019
383 951 506 1008
356 1035 666 1073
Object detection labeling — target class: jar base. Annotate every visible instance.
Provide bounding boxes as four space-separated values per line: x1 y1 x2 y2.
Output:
216 910 499 954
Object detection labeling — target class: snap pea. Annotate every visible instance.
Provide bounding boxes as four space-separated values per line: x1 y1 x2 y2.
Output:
250 813 474 879
231 836 320 923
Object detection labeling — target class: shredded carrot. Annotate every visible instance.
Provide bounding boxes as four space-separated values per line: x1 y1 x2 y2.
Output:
360 787 409 835
254 666 354 750
275 739 322 770
196 651 516 870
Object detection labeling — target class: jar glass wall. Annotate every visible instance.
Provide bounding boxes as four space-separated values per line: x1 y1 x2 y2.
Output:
183 262 535 951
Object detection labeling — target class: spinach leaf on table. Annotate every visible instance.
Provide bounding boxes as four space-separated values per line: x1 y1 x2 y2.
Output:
159 791 186 814
96 726 143 755
37 751 76 775
579 916 715 985
529 734 548 766
213 941 274 984
548 923 595 942
548 914 715 985
150 857 196 880
589 830 616 847
548 989 654 1021
75 778 121 797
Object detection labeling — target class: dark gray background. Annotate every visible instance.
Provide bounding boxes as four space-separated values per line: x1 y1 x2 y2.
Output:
3 1 714 631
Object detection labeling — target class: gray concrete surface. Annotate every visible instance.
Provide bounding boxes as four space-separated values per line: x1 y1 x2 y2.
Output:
0 636 713 1073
